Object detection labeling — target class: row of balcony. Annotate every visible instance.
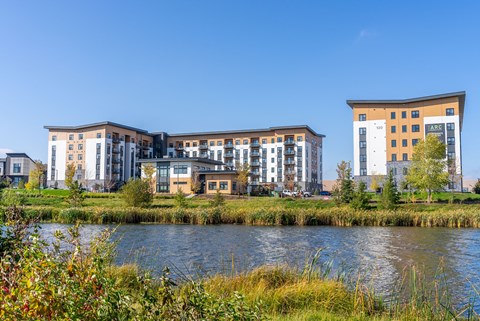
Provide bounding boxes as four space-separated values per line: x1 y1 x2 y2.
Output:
191 139 297 151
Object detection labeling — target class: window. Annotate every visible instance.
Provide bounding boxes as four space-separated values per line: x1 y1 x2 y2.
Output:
173 165 188 174
412 125 420 132
77 164 82 170
262 139 267 144
271 167 274 173
402 139 407 147
52 135 57 141
208 182 217 190
391 126 396 133
217 141 222 146
69 144 74 150
107 133 111 139
360 155 367 162
78 144 83 150
411 110 419 118
402 125 407 133
391 112 396 119
235 140 240 145
193 151 197 157
359 127 366 135
13 163 21 173
402 153 408 161
186 143 190 147
448 152 455 160
403 167 408 175
210 141 214 146
78 134 84 139
391 140 397 147
360 169 367 176
232 182 237 190
447 137 455 145
193 142 198 147
243 139 248 145
447 123 455 131
271 157 274 163
277 137 283 143
69 134 74 140
271 148 274 153
446 108 454 116
78 154 83 160
97 133 102 138
392 168 397 175
412 139 419 146
402 111 407 119
359 114 366 121
68 154 73 160
220 181 228 190
360 141 367 148
392 154 397 162
217 150 222 160
209 151 214 159
297 136 303 142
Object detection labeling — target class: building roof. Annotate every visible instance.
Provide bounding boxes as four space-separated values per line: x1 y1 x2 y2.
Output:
5 153 35 162
44 121 151 135
198 170 238 175
167 125 326 138
137 157 224 165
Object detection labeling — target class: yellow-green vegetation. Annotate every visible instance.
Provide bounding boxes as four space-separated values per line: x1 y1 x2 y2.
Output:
1 209 477 321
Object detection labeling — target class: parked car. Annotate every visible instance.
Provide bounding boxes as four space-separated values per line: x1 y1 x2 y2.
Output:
319 191 331 196
302 191 312 197
282 189 294 197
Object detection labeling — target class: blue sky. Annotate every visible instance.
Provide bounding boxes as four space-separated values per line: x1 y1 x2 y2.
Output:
0 1 479 180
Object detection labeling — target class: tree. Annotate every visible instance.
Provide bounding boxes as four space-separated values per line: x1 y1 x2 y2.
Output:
209 189 225 207
406 134 449 203
380 170 400 210
473 179 480 194
332 161 354 205
65 163 76 188
142 163 156 193
66 180 85 207
284 172 296 193
104 178 116 193
447 157 463 203
174 188 188 208
120 179 153 208
17 179 25 189
350 180 371 210
235 162 250 196
190 167 202 194
28 160 47 191
370 172 384 193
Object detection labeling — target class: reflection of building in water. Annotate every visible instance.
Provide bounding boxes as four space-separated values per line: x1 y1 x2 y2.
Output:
347 91 465 191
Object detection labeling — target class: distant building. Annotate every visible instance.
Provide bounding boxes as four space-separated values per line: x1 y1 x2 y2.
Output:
347 91 465 191
0 153 37 187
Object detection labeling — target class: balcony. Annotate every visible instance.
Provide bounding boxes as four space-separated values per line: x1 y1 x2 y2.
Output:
199 144 209 150
224 143 234 149
112 158 121 164
112 148 120 154
200 152 209 158
225 161 234 167
284 149 295 156
250 151 261 157
285 159 295 165
285 169 295 175
112 138 120 144
250 142 261 148
224 151 234 158
112 169 121 174
251 161 260 167
251 170 260 176
284 139 295 145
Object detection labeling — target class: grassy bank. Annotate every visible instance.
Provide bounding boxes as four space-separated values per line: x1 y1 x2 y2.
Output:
3 205 480 227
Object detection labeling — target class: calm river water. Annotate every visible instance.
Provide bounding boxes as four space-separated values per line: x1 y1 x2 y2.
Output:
39 224 480 305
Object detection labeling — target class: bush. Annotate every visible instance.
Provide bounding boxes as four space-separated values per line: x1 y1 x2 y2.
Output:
120 179 153 208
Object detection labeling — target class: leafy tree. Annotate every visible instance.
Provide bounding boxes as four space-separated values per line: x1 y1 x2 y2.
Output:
284 172 296 192
210 189 225 207
190 168 202 194
380 170 400 209
65 163 76 188
350 180 371 210
473 179 480 194
66 180 85 207
332 161 354 205
174 188 188 208
406 134 449 203
120 179 153 208
17 179 25 189
28 160 47 190
370 172 384 193
235 162 250 196
142 163 156 193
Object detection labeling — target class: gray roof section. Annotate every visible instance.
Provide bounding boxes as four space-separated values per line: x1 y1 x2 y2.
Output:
167 125 325 138
346 91 466 109
5 153 36 163
137 157 224 165
44 121 151 135
198 170 237 174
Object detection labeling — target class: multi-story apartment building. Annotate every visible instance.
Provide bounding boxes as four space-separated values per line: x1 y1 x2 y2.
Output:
347 91 465 191
0 153 37 187
44 122 155 189
165 125 324 191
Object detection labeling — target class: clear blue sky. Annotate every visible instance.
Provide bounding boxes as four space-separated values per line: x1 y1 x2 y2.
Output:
1 1 479 180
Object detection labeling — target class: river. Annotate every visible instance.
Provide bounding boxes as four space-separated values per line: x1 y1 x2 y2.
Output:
39 224 480 307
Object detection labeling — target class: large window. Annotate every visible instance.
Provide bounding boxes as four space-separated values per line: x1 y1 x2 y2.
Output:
173 165 188 174
13 163 21 173
412 125 420 132
69 134 74 140
411 110 419 118
208 182 217 190
359 114 366 121
220 181 228 190
359 127 366 135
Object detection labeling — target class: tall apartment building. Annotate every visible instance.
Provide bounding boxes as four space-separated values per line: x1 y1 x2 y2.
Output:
0 153 37 187
165 126 324 191
44 122 155 189
347 91 465 190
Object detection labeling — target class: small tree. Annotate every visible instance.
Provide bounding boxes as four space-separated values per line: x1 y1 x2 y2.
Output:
235 162 250 197
406 134 449 203
190 168 202 194
66 180 85 207
447 157 463 203
284 172 296 192
332 161 354 205
104 178 116 193
350 180 371 210
120 179 153 208
28 160 46 191
174 188 188 208
65 163 76 188
380 170 400 210
210 189 225 207
370 172 384 193
142 163 156 194
17 179 25 189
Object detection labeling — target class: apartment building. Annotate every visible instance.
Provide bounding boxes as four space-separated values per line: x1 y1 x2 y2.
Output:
347 91 465 191
44 122 155 189
165 126 324 192
0 153 37 187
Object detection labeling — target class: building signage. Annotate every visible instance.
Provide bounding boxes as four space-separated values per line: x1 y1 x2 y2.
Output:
425 123 445 143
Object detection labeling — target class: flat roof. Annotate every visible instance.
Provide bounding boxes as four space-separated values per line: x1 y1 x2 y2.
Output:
167 125 325 138
199 170 237 175
5 153 35 162
346 91 466 109
44 121 151 135
137 157 224 165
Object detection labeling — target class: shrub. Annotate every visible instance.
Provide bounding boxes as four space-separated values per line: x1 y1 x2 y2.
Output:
120 179 153 208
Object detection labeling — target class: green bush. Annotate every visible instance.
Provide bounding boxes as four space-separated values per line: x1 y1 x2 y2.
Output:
120 179 153 208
